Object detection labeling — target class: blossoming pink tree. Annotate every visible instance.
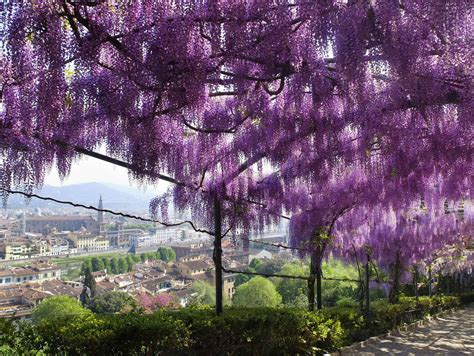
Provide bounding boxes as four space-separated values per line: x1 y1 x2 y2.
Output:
136 292 176 312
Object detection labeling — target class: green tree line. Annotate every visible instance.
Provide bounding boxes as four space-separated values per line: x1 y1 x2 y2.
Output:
80 247 176 276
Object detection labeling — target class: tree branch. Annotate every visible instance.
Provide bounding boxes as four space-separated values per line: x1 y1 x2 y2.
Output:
0 188 214 235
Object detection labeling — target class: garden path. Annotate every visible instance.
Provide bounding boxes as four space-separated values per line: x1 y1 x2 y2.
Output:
342 305 474 355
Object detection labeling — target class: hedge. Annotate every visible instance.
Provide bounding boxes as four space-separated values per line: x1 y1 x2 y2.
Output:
0 308 343 355
459 292 474 305
320 295 460 345
0 295 466 356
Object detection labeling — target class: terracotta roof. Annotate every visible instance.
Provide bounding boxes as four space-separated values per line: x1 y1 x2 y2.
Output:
0 264 60 277
0 270 12 277
189 274 212 281
21 288 48 301
96 280 117 292
91 270 107 277
39 280 82 298
0 286 23 299
179 260 210 271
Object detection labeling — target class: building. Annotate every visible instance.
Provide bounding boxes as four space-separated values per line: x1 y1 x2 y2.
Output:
47 236 72 256
223 274 237 301
68 231 110 251
155 228 185 243
249 249 273 262
176 260 212 278
182 228 212 242
0 262 61 286
140 276 173 295
0 279 82 319
25 215 98 234
171 243 214 261
225 250 250 265
0 229 10 240
97 195 104 232
172 289 195 307
0 285 46 319
0 238 49 260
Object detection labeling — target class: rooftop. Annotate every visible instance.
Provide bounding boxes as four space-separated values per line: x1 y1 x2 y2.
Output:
179 260 211 271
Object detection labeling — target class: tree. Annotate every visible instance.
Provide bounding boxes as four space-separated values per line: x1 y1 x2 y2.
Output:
333 199 466 304
254 259 285 275
118 257 128 274
126 255 135 272
234 267 256 287
80 259 93 276
32 296 91 323
102 257 112 274
131 254 141 263
91 257 104 272
136 293 177 311
158 247 176 262
191 281 216 306
110 258 119 275
147 252 159 261
320 259 359 306
274 262 308 305
1 1 471 316
140 253 147 263
233 277 282 308
87 291 137 314
82 267 97 302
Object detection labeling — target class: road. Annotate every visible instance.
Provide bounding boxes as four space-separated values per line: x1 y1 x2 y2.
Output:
343 305 474 355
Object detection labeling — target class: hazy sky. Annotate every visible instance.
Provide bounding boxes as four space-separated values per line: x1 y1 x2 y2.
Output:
45 155 133 186
44 152 169 195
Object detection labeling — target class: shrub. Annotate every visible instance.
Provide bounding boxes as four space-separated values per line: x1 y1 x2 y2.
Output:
335 297 358 308
6 307 343 355
320 296 460 345
32 295 92 323
171 307 343 354
1 296 462 355
87 291 137 314
460 292 474 305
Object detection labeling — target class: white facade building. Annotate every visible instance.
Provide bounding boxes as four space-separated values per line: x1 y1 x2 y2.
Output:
0 263 61 286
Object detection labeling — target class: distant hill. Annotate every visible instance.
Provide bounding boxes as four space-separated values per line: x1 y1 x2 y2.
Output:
4 182 161 211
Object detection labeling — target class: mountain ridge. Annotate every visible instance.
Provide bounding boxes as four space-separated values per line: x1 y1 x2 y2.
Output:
4 182 159 211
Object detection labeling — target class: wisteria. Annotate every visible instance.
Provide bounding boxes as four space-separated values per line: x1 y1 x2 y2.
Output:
0 1 472 313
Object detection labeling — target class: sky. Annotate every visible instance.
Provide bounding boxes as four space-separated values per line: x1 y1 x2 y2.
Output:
44 151 169 195
45 155 133 186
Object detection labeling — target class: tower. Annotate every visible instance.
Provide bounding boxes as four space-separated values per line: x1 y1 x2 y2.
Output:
97 195 104 232
21 212 26 235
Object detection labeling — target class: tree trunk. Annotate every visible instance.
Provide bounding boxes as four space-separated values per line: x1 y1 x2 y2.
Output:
458 273 462 296
388 254 402 304
428 266 432 297
358 280 364 313
308 252 317 311
308 243 324 311
316 259 322 310
413 266 419 301
365 254 370 317
437 272 442 296
213 196 223 315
